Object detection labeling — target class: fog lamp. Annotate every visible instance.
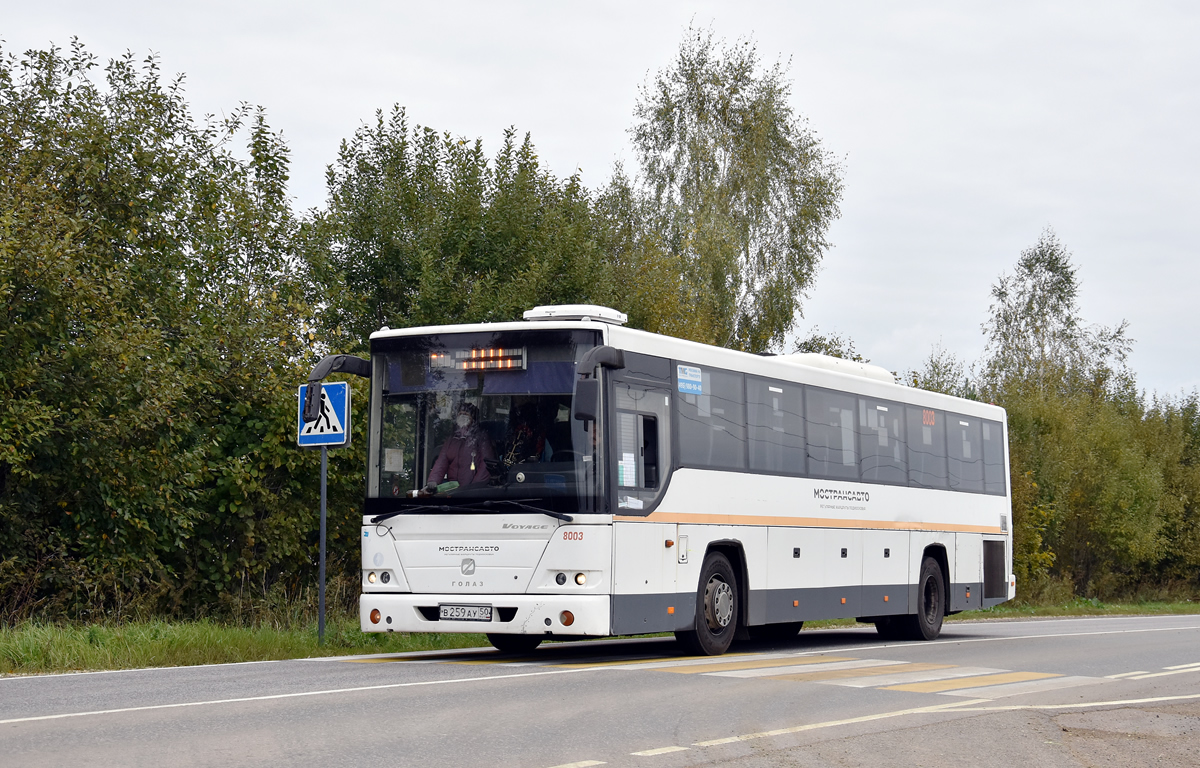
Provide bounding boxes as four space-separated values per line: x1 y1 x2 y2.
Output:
559 611 575 627
369 608 381 624
575 573 586 585
367 572 377 584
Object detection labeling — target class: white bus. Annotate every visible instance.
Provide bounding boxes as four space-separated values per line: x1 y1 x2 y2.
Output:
319 305 1013 656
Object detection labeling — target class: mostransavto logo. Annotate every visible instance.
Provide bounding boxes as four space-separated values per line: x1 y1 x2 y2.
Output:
813 488 870 503
438 545 499 553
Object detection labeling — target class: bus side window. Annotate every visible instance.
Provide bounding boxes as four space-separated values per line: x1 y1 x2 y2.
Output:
906 406 948 488
805 387 858 481
947 414 984 492
747 377 804 475
676 366 747 470
982 419 1007 495
858 397 906 484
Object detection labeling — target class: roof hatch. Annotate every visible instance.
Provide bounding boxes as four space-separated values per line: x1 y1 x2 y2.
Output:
523 305 628 325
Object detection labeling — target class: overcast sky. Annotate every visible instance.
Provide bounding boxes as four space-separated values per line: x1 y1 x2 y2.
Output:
6 1 1198 394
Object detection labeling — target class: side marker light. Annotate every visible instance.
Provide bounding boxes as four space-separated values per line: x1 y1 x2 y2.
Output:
369 609 381 624
560 611 575 626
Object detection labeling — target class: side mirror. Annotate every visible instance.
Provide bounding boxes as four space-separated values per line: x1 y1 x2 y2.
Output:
302 381 324 422
573 378 600 422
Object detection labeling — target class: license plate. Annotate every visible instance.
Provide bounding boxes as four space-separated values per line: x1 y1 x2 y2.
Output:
439 604 493 622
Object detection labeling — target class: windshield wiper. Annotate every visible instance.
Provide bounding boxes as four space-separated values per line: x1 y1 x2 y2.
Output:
369 504 455 524
469 499 573 522
369 499 573 524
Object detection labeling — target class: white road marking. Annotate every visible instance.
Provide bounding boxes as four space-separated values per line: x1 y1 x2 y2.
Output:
1164 661 1200 670
949 691 1200 711
0 667 604 725
691 698 992 746
547 761 606 768
823 666 1008 688
685 692 1200 751
708 659 907 679
630 746 689 756
942 675 1105 699
1104 671 1148 678
1128 667 1200 680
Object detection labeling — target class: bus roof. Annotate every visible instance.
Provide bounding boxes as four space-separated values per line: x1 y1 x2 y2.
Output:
367 307 1005 420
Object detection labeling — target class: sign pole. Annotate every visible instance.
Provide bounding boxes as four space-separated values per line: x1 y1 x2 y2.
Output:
319 445 327 645
298 381 349 647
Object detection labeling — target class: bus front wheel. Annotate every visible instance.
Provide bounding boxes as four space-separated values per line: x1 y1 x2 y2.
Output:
487 633 543 654
676 552 739 655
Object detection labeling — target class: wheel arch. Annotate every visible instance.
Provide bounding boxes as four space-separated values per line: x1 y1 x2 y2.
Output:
703 539 749 629
922 543 951 604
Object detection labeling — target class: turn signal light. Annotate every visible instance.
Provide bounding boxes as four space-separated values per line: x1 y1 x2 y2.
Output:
369 609 381 624
575 573 586 585
560 611 575 626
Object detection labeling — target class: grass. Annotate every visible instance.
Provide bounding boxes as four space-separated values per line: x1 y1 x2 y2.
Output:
0 614 484 677
5 598 1200 677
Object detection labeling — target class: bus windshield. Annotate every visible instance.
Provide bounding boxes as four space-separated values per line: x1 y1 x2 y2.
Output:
367 329 602 515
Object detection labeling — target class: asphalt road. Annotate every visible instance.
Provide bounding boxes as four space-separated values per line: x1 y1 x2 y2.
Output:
4 615 1200 767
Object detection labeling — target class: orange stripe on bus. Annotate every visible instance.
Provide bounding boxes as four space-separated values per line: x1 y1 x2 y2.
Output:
613 512 1003 534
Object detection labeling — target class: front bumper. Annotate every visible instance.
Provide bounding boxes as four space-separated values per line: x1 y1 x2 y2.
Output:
360 593 611 636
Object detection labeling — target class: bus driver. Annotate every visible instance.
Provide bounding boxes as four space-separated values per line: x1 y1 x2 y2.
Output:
423 402 494 493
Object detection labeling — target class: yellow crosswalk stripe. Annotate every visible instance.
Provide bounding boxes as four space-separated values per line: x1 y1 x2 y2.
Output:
884 671 1058 693
765 662 954 683
663 655 859 675
556 655 702 669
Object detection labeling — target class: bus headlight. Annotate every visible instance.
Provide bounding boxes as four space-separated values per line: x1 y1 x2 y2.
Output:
367 572 377 583
381 571 390 584
575 573 587 585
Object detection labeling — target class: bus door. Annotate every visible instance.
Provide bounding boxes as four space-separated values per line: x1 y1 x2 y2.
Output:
609 355 680 634
609 355 673 514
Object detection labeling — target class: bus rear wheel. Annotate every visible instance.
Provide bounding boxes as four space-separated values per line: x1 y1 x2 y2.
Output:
900 556 945 640
487 634 543 654
676 552 739 656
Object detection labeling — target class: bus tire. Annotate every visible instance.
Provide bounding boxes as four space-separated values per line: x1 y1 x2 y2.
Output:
487 633 543 654
902 556 945 641
676 552 739 655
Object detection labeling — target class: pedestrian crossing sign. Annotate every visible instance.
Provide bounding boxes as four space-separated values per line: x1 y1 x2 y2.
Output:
297 382 351 447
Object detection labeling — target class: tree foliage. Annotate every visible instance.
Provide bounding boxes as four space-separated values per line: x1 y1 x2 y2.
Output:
0 42 363 620
792 327 868 362
965 231 1200 599
630 25 843 352
312 108 622 350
